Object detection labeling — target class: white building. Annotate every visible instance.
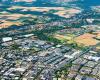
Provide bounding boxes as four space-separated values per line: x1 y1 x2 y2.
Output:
2 37 12 42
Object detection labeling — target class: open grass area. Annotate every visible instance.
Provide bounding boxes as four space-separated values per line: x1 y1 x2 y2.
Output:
75 33 100 46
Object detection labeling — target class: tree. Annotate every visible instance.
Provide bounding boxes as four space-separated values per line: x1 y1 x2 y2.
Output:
11 42 20 50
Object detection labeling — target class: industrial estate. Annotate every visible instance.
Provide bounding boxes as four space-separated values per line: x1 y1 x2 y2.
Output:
0 0 100 80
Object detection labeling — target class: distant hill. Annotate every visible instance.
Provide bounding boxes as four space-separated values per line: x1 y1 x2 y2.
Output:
39 0 78 4
0 0 100 8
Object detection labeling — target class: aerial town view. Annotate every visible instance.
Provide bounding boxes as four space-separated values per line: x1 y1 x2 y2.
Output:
0 0 100 80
